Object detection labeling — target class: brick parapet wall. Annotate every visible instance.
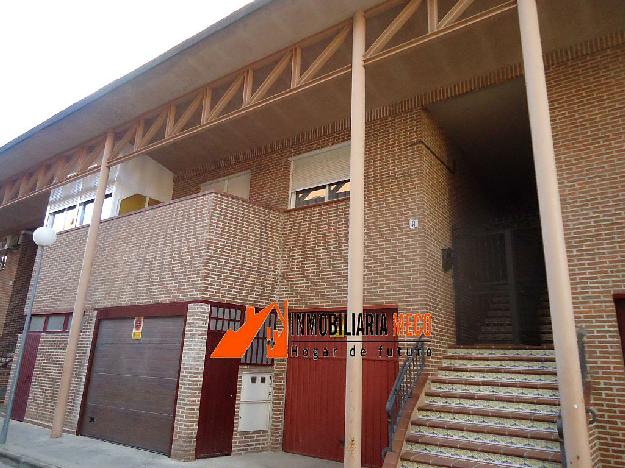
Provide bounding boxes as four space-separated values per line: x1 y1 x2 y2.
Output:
171 303 210 461
547 42 625 468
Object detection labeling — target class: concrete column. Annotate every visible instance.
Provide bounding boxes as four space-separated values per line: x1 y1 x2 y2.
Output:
517 0 592 465
50 131 114 438
344 10 365 468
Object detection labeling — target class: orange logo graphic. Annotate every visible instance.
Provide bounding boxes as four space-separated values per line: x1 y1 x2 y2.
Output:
211 301 288 359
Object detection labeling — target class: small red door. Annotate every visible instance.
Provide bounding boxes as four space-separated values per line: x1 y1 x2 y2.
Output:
283 330 348 463
283 310 397 467
195 331 240 458
12 333 41 421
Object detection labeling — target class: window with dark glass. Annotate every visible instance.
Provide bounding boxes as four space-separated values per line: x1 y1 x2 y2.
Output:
46 315 66 331
30 316 45 332
294 180 350 208
328 179 351 201
294 184 328 208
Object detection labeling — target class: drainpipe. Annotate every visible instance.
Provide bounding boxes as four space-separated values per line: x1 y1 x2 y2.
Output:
517 1 592 465
344 10 365 468
50 131 114 438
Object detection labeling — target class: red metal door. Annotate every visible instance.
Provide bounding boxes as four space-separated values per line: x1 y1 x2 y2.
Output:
283 310 397 467
283 331 347 463
195 331 240 458
12 333 41 421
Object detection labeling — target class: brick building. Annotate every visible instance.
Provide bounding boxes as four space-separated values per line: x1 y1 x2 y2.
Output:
0 1 624 467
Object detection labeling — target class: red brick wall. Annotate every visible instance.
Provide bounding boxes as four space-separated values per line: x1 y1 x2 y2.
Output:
547 43 625 468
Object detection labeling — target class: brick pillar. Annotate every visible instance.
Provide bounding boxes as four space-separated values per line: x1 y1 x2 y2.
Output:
170 303 210 461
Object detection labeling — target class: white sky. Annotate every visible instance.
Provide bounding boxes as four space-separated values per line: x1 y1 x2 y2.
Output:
0 0 252 147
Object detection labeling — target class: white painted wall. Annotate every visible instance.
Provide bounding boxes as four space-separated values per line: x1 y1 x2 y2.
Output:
113 154 174 209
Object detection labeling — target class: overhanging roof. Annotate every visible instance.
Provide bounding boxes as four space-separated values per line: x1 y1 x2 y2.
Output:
0 0 383 181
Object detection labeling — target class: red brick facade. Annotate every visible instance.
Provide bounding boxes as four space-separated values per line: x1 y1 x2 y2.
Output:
548 42 625 468
3 34 624 466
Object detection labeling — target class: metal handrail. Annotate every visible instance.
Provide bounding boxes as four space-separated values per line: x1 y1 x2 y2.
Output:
558 327 596 465
383 338 426 459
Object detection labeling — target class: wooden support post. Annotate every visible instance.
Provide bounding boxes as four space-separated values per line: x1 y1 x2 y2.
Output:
165 104 176 137
344 10 365 468
201 87 212 124
134 120 145 151
427 0 438 32
243 68 254 105
517 0 592 465
50 131 115 439
291 47 301 88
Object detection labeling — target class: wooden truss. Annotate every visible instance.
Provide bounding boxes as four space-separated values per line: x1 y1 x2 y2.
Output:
0 0 515 210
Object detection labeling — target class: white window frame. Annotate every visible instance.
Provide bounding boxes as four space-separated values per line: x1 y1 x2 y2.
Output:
288 142 350 208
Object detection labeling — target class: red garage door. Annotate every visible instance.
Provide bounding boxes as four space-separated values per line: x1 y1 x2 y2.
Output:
283 309 397 467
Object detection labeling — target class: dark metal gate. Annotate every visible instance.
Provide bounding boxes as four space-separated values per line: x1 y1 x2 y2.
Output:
453 225 547 345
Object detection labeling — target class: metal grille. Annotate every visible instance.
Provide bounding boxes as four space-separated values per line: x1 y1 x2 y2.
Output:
208 303 275 366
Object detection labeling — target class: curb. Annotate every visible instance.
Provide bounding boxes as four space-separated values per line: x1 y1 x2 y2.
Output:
0 447 61 468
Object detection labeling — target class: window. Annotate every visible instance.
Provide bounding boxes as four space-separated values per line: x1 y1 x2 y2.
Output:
78 193 113 227
48 205 78 232
30 316 45 332
294 179 351 208
46 315 66 331
47 193 113 232
290 143 350 208
29 314 72 333
201 171 251 199
0 254 6 271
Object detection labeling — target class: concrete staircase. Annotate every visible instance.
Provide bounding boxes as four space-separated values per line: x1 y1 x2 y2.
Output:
400 346 561 468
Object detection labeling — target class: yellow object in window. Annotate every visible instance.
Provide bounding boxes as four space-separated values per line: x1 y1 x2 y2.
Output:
119 194 161 215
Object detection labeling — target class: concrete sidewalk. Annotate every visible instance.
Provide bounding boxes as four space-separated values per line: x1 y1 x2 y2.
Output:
0 419 341 468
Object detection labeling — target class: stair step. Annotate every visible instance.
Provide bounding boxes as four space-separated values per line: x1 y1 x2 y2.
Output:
401 446 559 467
401 449 505 468
441 360 557 371
405 434 561 463
439 366 557 375
425 390 559 406
412 417 559 442
432 376 558 390
443 354 555 362
429 382 559 400
417 403 557 423
415 410 557 433
421 397 558 417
